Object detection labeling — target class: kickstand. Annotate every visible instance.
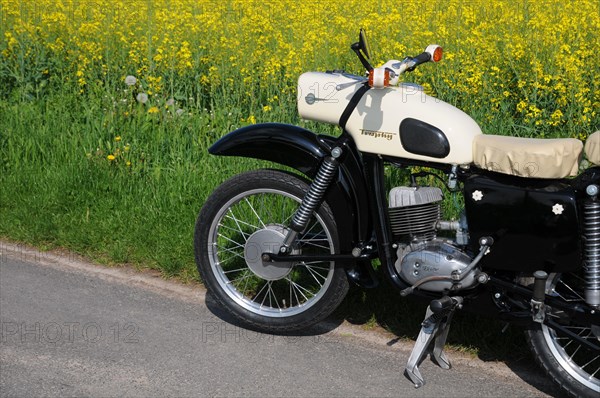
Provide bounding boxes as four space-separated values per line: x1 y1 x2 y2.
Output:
404 296 462 388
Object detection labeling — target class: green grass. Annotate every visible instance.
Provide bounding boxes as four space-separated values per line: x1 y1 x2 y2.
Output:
0 86 529 361
0 92 248 279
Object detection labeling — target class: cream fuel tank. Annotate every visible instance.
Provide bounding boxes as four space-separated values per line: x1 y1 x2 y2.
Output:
297 71 482 165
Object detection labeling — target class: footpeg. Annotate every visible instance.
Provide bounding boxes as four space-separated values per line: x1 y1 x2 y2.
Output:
404 296 463 388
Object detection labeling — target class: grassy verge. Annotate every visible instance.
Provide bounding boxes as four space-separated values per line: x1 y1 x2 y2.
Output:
0 91 527 361
1 93 250 280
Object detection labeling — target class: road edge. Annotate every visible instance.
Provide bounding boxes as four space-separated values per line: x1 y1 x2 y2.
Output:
0 239 554 392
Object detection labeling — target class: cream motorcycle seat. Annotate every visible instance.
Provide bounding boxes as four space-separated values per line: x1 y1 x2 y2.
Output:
472 134 586 179
584 131 600 166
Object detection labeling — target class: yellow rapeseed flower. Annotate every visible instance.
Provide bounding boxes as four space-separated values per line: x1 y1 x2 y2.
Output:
115 136 121 142
551 109 563 121
1 0 598 134
107 154 116 161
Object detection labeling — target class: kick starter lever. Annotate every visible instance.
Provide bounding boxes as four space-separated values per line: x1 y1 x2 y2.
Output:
404 296 463 388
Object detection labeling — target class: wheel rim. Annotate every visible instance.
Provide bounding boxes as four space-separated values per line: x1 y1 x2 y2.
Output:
542 273 600 390
207 188 336 318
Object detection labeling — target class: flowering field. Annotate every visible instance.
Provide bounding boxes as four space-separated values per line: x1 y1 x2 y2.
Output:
1 0 599 135
1 0 598 354
0 0 599 268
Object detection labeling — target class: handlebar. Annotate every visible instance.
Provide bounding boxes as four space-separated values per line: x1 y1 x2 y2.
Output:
368 44 443 88
348 31 443 88
409 52 432 70
340 42 443 90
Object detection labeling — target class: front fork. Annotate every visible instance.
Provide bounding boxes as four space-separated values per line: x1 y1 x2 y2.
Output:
279 151 398 278
280 149 342 254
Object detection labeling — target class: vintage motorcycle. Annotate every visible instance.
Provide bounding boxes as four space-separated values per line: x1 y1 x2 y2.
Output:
194 30 600 396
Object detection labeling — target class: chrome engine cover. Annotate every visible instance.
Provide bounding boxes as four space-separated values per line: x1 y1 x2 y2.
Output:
396 240 476 292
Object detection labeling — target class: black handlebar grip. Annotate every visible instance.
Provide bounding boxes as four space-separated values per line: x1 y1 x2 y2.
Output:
413 52 431 65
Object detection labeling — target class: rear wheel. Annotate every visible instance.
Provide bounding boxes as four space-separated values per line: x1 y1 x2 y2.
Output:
194 169 349 333
525 272 600 397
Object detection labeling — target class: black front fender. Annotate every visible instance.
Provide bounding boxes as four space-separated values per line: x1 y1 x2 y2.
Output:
209 123 378 288
209 123 327 178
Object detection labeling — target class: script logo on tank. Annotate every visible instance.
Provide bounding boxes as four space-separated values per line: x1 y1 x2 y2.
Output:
360 129 396 141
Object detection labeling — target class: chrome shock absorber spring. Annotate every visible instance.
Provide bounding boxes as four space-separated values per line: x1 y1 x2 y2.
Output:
289 156 339 233
583 199 600 307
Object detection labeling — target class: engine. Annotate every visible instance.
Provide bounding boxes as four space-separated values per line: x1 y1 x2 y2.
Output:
390 186 477 293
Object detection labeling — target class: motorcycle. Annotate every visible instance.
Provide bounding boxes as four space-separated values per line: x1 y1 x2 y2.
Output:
194 30 600 397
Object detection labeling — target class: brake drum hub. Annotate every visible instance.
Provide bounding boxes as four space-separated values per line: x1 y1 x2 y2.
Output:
244 226 295 280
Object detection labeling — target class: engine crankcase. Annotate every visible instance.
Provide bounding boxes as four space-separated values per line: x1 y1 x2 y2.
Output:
397 240 476 292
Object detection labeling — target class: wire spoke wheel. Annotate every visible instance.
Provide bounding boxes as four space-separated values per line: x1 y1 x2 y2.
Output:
195 170 348 332
209 189 335 316
526 272 600 397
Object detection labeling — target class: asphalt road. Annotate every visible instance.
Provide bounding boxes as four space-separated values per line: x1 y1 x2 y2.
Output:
0 243 555 397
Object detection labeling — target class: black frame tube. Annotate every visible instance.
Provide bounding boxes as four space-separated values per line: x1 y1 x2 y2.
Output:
362 154 409 290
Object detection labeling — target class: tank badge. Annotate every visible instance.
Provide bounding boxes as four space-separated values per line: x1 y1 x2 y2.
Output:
552 203 564 215
360 129 396 141
472 190 483 201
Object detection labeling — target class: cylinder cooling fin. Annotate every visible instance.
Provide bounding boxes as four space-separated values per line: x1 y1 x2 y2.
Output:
389 186 443 241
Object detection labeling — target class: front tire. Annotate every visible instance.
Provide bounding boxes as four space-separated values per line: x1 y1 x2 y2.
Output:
194 169 349 333
525 272 600 397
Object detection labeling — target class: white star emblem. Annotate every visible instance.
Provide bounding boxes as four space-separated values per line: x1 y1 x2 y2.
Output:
472 190 483 201
552 203 564 215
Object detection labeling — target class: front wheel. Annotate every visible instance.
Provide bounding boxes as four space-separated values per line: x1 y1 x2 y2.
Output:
194 169 349 333
525 272 600 397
